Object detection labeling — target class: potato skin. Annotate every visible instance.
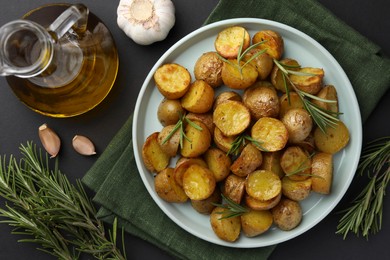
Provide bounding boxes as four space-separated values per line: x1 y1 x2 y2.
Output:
223 174 246 204
280 146 311 181
311 153 333 194
312 85 339 113
204 147 232 182
186 112 215 136
194 51 224 88
271 198 302 231
241 209 273 237
157 125 180 157
243 50 273 80
290 67 324 95
282 176 312 201
213 91 242 110
270 58 300 93
243 81 280 120
245 192 282 211
181 120 211 157
281 108 313 144
155 168 188 203
210 206 241 242
142 132 170 173
213 127 237 153
230 143 263 177
191 187 222 215
279 92 304 119
157 98 185 126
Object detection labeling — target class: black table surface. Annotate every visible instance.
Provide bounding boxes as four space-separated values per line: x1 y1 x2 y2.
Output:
0 0 389 259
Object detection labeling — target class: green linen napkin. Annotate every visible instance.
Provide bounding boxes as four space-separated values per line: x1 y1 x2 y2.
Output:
82 0 390 259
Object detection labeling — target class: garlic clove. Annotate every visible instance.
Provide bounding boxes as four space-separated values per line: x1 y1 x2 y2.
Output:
38 124 61 158
72 135 97 156
117 0 175 45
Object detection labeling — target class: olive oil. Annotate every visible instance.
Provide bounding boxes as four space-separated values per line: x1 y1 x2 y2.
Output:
6 4 118 117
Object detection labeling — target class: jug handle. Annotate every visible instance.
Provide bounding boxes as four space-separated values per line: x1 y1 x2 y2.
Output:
48 4 89 41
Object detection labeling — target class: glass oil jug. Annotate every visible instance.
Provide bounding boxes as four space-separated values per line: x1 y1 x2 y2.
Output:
0 3 119 117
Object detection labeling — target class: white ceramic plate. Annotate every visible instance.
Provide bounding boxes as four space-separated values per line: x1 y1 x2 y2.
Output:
133 18 362 248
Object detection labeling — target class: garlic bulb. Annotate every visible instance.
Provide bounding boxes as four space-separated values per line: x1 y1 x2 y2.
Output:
117 0 175 45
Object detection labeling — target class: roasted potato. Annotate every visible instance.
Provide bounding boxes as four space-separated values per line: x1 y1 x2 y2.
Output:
281 108 313 143
157 98 185 126
245 170 282 201
312 85 339 113
270 58 300 93
154 63 191 99
245 192 282 211
181 80 214 113
280 146 311 181
181 120 211 157
157 125 180 157
213 100 251 136
154 168 188 203
174 157 208 186
213 91 242 110
191 187 222 215
271 198 302 231
311 152 333 194
210 206 241 242
241 209 273 237
214 26 250 59
251 117 289 152
213 127 237 153
230 143 263 177
194 51 224 88
242 81 280 120
259 151 284 178
183 164 216 200
243 50 273 80
204 147 232 182
279 92 305 118
223 174 246 204
281 176 312 201
314 120 350 154
142 132 170 173
186 112 215 136
252 30 284 60
221 59 258 89
289 67 324 95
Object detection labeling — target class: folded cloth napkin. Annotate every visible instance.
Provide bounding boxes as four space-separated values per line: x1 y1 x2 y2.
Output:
82 0 390 259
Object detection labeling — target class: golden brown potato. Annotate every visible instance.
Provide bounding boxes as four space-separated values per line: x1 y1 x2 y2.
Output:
174 157 208 187
271 198 302 231
186 112 215 136
204 147 232 182
230 143 263 177
223 174 246 204
312 85 339 113
251 117 289 152
157 98 185 126
295 133 316 154
191 187 222 215
194 51 224 88
221 59 258 89
181 120 211 157
311 152 333 194
213 127 238 154
289 67 324 95
243 81 280 120
314 120 350 154
260 151 284 178
154 63 191 99
181 80 214 113
142 132 170 173
214 26 250 59
183 164 216 200
252 30 284 60
210 206 241 242
157 125 180 157
245 170 282 201
245 192 282 211
241 209 273 237
278 92 305 119
281 176 312 201
213 100 251 136
270 58 300 93
280 146 311 181
243 50 273 80
281 108 313 144
213 91 242 110
154 168 188 203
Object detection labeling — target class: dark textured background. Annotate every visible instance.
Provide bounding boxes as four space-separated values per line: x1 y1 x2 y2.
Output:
0 1 389 259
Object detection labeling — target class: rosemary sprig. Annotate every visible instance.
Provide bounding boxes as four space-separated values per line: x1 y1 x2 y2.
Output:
212 194 248 219
336 137 390 239
0 142 126 260
162 112 203 149
227 133 267 156
273 59 341 133
217 32 267 78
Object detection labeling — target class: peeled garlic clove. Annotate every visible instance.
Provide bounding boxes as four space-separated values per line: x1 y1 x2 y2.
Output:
72 135 96 156
38 124 61 158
